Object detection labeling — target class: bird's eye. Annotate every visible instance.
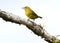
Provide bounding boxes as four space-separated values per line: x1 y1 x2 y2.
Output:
25 7 27 8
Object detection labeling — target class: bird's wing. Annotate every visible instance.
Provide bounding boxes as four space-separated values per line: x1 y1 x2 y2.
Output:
31 10 38 17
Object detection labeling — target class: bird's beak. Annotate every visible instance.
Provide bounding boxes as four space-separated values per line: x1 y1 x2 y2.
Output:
22 7 24 9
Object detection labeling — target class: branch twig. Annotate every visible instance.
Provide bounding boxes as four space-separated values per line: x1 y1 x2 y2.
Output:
0 10 56 43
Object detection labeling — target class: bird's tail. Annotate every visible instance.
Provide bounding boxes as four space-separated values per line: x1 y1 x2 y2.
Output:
38 16 42 19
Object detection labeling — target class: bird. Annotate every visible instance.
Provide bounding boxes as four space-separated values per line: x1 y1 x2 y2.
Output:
22 6 42 20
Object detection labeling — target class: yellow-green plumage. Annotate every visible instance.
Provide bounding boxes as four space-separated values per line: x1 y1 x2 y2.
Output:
23 6 42 20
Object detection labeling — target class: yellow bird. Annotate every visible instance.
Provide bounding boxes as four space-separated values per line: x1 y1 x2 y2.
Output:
23 6 42 20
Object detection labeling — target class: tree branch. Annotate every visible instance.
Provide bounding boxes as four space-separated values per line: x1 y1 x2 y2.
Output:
0 10 57 43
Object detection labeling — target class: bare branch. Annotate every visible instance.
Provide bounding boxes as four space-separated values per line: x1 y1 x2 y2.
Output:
0 10 57 43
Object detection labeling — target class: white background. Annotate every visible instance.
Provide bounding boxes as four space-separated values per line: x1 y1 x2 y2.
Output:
0 0 60 43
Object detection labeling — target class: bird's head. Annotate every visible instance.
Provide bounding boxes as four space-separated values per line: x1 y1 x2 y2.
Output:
22 6 30 10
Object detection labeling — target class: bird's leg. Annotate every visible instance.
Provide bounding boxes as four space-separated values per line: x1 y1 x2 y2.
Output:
27 18 30 21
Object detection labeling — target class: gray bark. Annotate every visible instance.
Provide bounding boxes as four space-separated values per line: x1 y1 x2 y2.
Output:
0 10 57 43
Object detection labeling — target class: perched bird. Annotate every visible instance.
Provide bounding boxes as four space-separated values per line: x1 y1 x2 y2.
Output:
23 6 42 20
